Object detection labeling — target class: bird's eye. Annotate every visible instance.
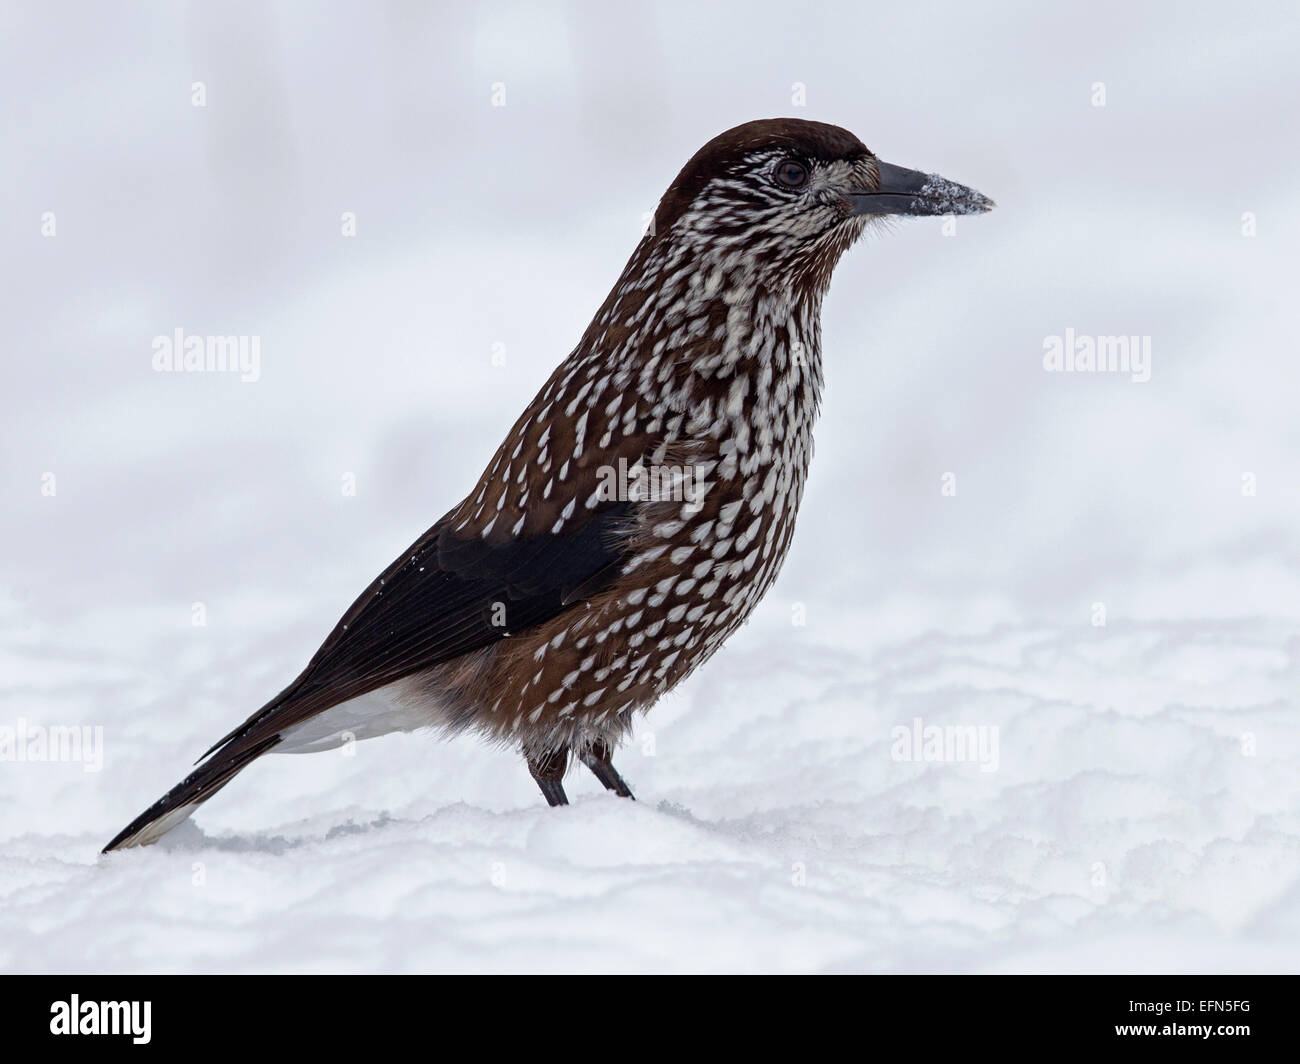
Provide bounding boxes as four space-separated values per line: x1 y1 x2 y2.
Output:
774 158 810 190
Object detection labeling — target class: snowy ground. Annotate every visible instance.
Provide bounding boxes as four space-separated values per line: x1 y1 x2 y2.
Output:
5 601 1300 973
3 0 1299 972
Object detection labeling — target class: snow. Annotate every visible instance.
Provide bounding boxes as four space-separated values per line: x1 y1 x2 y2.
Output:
2 0 1299 972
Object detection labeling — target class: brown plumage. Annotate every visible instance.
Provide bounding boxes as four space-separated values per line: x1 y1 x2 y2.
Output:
104 118 993 851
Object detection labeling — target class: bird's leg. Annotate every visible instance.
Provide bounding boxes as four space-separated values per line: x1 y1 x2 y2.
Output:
528 747 570 807
580 739 635 799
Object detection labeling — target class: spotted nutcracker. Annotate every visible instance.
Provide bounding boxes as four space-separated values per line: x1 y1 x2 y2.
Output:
104 118 993 851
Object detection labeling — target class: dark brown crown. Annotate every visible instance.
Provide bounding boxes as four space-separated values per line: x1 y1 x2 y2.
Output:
652 118 871 234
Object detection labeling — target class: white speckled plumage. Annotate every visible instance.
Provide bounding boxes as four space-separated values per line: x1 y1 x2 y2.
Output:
103 118 994 849
417 132 878 761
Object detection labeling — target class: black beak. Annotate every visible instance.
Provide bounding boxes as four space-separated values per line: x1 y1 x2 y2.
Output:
849 161 994 217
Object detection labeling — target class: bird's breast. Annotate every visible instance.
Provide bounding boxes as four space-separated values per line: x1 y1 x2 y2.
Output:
446 305 827 750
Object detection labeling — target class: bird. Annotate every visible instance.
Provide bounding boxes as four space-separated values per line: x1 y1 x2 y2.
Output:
103 118 993 852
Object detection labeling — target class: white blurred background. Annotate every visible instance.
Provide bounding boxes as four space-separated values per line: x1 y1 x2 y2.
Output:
2 0 1298 973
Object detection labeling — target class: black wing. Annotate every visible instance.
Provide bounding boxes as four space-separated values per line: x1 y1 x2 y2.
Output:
200 500 636 763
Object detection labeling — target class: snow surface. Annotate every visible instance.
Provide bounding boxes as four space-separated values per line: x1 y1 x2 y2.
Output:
2 0 1300 972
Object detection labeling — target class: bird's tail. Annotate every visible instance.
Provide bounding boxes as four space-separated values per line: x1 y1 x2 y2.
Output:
101 734 281 852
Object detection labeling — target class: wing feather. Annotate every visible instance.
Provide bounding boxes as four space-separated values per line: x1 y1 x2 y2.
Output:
199 500 635 763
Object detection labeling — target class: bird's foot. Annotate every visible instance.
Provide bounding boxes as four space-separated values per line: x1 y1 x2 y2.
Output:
580 740 635 799
528 748 569 806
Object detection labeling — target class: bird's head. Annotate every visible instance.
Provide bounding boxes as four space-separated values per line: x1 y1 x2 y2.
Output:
649 118 993 292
